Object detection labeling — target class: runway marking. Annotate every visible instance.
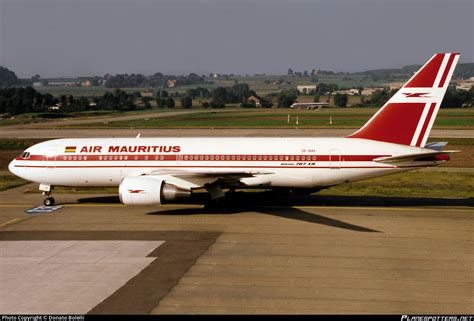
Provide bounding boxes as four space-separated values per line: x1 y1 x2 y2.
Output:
0 217 30 229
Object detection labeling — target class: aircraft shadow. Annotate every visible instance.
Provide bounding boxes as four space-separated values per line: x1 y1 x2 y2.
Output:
77 195 120 204
149 205 380 233
77 192 473 207
75 191 472 233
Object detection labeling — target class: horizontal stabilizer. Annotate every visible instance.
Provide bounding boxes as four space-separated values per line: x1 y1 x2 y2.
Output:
373 150 459 164
424 141 448 151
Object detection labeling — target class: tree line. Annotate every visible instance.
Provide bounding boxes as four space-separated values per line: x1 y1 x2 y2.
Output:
0 82 276 115
0 87 57 115
105 72 207 88
0 87 150 115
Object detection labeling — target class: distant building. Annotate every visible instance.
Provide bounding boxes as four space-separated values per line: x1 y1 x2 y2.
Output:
361 87 385 96
48 104 61 111
48 81 77 87
333 89 359 96
297 85 317 94
141 90 154 98
81 80 92 87
389 82 404 91
455 77 474 91
166 79 177 88
247 95 262 107
32 82 45 87
456 83 473 91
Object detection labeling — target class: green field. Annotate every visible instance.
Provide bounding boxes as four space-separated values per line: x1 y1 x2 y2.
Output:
0 108 178 127
318 169 474 199
35 86 120 97
0 174 29 191
65 108 474 129
33 73 391 98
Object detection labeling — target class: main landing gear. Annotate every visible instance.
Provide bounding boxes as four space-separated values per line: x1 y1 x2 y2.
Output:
39 183 55 206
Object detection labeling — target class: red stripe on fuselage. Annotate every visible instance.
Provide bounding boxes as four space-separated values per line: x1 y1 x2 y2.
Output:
12 164 436 169
16 154 389 162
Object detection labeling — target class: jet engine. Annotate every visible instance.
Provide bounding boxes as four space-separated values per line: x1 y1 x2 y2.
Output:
119 177 191 205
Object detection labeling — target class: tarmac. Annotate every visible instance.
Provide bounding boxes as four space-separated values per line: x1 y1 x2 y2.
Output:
0 183 472 314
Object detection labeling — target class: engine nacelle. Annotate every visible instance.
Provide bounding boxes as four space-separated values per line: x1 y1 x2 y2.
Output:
119 177 191 205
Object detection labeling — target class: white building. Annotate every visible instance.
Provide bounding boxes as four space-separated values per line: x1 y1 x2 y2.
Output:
297 85 317 94
333 89 360 96
455 77 474 91
389 82 404 91
456 83 473 91
361 87 385 96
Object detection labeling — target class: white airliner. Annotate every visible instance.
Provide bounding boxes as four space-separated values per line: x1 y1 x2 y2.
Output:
9 53 460 207
290 102 330 109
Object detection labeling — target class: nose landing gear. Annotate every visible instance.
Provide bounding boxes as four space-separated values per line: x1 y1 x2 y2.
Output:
39 183 55 206
43 197 55 206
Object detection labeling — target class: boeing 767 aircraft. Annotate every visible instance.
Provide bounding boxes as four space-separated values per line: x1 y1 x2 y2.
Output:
9 53 460 207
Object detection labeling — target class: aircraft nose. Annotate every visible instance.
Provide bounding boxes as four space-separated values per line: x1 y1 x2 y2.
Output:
8 159 17 175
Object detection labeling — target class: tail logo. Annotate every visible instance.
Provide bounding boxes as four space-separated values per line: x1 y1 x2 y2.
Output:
402 92 431 98
348 52 460 147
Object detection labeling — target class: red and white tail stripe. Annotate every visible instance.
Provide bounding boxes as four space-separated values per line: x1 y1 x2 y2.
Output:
348 53 460 147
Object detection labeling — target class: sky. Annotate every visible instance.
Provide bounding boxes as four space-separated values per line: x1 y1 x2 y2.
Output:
0 0 473 78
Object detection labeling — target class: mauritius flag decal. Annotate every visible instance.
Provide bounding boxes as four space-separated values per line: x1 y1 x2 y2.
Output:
65 146 76 153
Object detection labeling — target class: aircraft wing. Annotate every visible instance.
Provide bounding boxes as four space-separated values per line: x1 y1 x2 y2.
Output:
140 169 274 188
373 150 459 165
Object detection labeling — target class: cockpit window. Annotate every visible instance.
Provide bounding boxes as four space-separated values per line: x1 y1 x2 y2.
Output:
21 152 30 159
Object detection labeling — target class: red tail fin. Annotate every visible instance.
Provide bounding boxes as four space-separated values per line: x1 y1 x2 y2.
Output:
348 53 460 147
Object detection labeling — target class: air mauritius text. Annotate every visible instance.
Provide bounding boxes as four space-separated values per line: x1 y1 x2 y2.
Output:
78 146 181 153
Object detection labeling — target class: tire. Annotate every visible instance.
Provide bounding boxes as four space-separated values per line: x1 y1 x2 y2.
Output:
44 197 55 207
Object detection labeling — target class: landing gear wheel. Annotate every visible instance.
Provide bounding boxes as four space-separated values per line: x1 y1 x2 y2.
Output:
44 197 55 207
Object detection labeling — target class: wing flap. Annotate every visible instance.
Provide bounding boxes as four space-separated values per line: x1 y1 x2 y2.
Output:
140 169 274 188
